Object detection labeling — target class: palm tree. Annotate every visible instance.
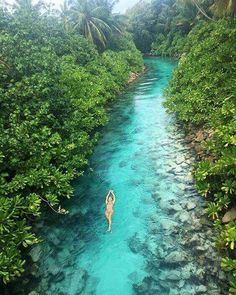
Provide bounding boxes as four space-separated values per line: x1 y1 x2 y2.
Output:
68 0 121 49
210 0 236 17
180 0 236 19
178 0 214 20
60 0 72 32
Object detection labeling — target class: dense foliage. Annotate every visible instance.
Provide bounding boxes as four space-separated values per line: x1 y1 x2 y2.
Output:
0 0 143 284
127 0 201 54
127 0 236 55
164 19 236 293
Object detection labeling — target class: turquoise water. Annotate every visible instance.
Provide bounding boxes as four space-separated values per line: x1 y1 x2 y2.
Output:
24 58 227 295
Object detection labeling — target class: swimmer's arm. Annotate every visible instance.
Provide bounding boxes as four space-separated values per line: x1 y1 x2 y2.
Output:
111 191 116 204
105 190 111 204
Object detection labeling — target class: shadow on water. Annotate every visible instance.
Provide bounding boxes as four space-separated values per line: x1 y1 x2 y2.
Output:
4 58 228 295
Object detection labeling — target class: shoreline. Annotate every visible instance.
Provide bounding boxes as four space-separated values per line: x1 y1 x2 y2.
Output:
128 65 147 84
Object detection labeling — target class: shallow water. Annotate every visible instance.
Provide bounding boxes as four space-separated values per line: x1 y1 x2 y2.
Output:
24 58 227 295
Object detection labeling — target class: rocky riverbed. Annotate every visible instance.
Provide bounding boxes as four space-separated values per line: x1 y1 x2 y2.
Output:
4 58 229 295
127 123 228 295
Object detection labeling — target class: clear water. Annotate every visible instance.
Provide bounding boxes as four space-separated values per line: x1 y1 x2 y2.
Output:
23 58 227 295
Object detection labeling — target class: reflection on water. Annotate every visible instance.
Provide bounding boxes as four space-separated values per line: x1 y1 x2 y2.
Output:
10 58 227 295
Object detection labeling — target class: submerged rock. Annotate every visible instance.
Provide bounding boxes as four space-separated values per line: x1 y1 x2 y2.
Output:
178 212 190 223
159 219 179 232
133 276 151 294
186 201 196 211
128 233 144 254
164 251 188 264
168 270 182 281
196 285 207 293
29 245 42 263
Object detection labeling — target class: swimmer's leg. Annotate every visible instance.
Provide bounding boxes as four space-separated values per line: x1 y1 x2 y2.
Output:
108 212 113 232
108 217 112 232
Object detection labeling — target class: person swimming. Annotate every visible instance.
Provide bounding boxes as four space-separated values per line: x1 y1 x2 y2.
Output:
105 190 116 232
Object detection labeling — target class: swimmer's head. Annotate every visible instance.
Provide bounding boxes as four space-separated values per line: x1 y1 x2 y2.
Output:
108 196 113 202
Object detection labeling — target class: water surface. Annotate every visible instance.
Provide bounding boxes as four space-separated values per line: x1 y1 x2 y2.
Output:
27 58 227 295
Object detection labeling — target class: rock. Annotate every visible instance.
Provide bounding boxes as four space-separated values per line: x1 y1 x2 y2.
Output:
54 272 65 283
29 245 42 263
48 231 61 247
169 288 180 295
208 290 220 295
218 270 227 280
171 204 183 212
47 258 60 276
174 166 183 174
196 285 207 293
159 219 179 231
146 239 157 255
128 271 142 283
188 234 201 246
40 278 49 291
152 192 161 201
31 263 40 278
164 251 188 264
157 248 167 259
176 155 185 165
195 130 205 142
168 270 182 281
159 270 181 281
187 202 196 211
178 280 185 288
222 208 236 223
179 212 190 223
128 233 143 254
133 277 151 294
196 246 207 253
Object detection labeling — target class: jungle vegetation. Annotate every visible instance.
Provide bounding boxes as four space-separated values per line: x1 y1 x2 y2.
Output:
128 0 236 293
0 0 143 284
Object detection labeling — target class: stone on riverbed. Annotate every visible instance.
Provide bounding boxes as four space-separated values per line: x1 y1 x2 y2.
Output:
159 219 179 231
54 271 65 283
186 201 196 211
196 285 207 293
128 233 144 254
164 251 188 264
159 199 183 213
29 244 42 263
178 211 190 223
169 289 179 295
171 204 183 212
159 270 181 281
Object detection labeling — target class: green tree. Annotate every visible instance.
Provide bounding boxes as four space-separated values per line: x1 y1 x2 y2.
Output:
68 0 122 49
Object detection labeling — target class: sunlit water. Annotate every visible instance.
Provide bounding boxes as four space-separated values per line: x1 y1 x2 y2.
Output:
16 58 227 295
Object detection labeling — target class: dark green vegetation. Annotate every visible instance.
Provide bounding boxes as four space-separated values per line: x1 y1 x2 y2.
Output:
0 0 143 284
127 0 236 55
128 0 236 293
165 18 236 294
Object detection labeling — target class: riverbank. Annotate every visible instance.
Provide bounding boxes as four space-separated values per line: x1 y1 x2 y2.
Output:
128 66 147 84
8 57 227 295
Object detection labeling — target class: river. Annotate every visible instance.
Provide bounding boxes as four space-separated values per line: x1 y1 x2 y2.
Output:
20 58 227 295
